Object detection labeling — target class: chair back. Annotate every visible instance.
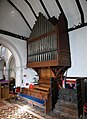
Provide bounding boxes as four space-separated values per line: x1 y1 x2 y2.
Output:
16 87 20 93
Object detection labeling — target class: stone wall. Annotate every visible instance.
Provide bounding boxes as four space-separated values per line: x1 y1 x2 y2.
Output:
58 88 77 104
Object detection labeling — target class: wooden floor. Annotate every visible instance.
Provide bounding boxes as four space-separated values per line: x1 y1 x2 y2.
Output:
3 97 81 119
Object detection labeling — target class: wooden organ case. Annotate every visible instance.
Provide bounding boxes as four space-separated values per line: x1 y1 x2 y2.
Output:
26 13 71 113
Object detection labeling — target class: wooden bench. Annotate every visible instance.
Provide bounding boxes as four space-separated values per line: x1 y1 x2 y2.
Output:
21 87 51 113
19 93 45 109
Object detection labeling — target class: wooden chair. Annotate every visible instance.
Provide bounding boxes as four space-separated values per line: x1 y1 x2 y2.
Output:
83 103 87 119
9 87 21 101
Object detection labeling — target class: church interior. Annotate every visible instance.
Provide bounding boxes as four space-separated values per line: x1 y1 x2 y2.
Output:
0 0 87 119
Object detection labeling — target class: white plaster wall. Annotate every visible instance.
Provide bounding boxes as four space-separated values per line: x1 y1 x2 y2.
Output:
0 0 30 37
68 26 87 77
22 68 39 88
0 34 24 86
0 34 27 68
0 34 39 87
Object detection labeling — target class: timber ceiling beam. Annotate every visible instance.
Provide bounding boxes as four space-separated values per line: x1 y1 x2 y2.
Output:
55 0 65 16
75 0 84 24
68 22 87 32
39 0 50 19
0 29 28 40
24 0 37 19
7 0 32 31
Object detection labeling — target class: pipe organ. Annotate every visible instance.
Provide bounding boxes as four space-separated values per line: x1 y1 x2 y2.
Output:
27 13 71 68
28 32 57 63
26 12 71 113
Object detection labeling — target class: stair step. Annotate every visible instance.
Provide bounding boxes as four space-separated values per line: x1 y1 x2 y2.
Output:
54 106 78 116
54 100 78 118
54 109 78 119
55 100 77 110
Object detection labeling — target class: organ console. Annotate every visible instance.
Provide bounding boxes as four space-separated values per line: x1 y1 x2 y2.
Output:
26 12 71 113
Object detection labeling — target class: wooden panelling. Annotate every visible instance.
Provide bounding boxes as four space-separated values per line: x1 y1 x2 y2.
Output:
0 81 9 99
27 60 59 68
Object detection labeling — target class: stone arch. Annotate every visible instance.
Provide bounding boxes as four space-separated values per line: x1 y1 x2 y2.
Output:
0 36 22 86
0 56 6 63
0 58 6 79
8 55 16 79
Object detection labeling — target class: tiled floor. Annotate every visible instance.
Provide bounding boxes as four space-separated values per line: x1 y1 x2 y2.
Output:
4 98 80 119
0 100 43 119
